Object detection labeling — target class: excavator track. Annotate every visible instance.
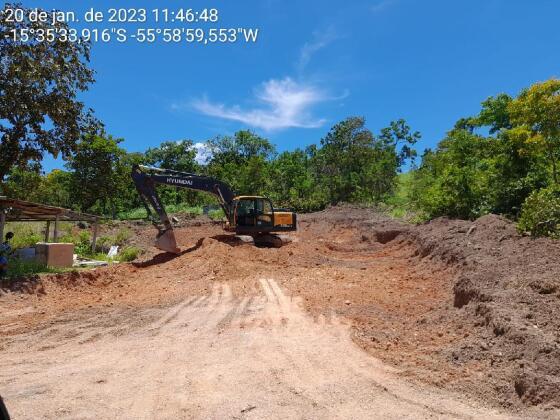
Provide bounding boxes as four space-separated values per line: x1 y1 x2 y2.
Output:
253 234 291 248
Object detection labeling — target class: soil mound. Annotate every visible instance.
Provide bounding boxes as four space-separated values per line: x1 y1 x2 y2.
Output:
400 214 560 409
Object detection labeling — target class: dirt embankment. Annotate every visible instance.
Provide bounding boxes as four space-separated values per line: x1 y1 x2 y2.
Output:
300 208 560 411
401 215 560 409
0 205 559 416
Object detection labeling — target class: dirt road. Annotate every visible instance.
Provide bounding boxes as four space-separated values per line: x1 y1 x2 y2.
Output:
1 278 511 419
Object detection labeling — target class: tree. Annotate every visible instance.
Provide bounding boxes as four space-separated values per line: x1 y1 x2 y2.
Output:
268 149 327 211
33 169 72 208
1 163 42 200
410 82 560 221
66 133 126 216
378 118 420 169
469 92 547 216
112 152 147 212
0 3 98 181
145 140 199 173
410 129 492 219
508 79 560 184
207 130 275 165
316 117 418 203
474 94 513 134
318 116 375 203
206 130 276 195
145 140 202 206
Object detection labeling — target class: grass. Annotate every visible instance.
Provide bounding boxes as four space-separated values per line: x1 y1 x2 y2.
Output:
5 221 82 247
383 172 428 223
5 221 48 248
3 218 144 268
88 246 141 263
117 207 148 220
95 227 132 253
118 246 141 262
208 208 225 221
4 258 67 278
118 203 204 220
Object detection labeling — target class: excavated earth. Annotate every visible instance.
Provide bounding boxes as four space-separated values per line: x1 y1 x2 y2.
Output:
0 206 559 419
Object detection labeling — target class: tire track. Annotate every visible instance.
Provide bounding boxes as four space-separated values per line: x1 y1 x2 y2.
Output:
0 279 514 419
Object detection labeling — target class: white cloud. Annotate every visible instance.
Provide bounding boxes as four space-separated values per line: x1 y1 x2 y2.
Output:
171 140 212 165
191 78 328 131
297 27 338 72
192 142 211 164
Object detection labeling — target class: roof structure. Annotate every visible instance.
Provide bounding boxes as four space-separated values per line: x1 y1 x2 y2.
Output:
0 197 99 223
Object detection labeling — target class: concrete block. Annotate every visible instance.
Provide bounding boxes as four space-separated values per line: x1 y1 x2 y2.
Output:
35 242 74 268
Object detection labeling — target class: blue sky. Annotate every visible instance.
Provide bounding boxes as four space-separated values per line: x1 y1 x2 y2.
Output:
33 0 560 171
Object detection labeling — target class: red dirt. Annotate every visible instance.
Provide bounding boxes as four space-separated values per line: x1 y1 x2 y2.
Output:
0 206 559 418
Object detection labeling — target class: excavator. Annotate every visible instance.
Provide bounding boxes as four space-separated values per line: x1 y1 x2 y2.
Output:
131 165 297 253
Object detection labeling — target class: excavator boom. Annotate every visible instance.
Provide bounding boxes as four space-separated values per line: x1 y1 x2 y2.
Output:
131 165 236 253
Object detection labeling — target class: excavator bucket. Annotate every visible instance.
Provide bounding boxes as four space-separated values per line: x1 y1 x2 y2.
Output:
155 229 181 254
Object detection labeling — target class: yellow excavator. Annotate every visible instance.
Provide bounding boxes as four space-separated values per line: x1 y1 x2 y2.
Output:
131 165 297 253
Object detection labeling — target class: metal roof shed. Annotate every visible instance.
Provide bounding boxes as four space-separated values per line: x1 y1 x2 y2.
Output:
0 197 101 252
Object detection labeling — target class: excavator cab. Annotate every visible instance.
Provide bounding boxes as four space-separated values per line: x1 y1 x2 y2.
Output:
233 196 274 229
231 196 296 236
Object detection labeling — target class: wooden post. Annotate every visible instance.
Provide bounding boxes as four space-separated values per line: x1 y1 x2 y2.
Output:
45 221 51 242
91 218 99 253
53 215 59 242
0 210 5 242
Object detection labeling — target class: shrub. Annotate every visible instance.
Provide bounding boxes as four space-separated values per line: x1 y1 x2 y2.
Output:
118 246 141 262
208 209 225 220
115 228 132 245
58 230 93 256
6 222 42 249
518 186 560 238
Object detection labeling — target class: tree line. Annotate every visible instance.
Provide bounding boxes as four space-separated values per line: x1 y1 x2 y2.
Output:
408 79 560 237
0 117 419 217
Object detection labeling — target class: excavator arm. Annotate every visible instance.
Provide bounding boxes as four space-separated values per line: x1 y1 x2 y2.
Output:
131 164 235 253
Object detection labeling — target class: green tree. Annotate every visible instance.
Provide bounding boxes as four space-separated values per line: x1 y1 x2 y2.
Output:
508 79 560 184
269 149 327 211
316 117 417 204
317 117 375 203
411 129 492 219
474 93 513 134
518 185 560 238
207 130 275 165
113 152 147 212
0 2 98 181
33 169 72 208
206 130 276 195
378 118 420 169
1 163 42 200
410 83 557 221
66 133 126 217
472 93 547 216
145 140 199 172
145 140 202 206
